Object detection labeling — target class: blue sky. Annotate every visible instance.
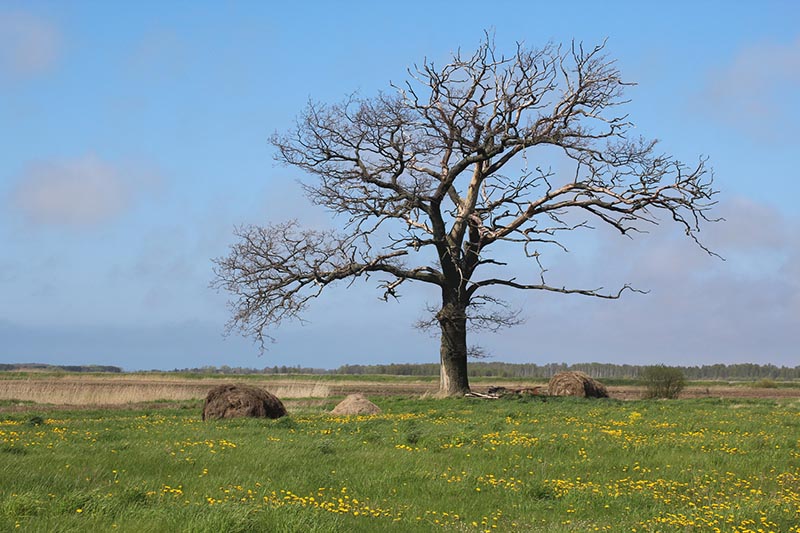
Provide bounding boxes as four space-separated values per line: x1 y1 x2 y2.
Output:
1 1 798 370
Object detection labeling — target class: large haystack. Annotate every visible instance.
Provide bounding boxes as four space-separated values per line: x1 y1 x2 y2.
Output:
548 371 608 398
202 384 287 420
330 393 381 415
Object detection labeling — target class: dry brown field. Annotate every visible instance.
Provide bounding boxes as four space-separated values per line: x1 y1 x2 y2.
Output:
1 373 798 412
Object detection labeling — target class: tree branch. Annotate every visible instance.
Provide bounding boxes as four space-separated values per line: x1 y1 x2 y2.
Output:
217 33 720 353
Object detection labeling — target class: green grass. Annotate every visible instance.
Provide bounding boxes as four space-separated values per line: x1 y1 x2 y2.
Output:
1 397 798 532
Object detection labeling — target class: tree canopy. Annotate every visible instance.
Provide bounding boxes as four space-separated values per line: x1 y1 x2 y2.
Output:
213 35 717 395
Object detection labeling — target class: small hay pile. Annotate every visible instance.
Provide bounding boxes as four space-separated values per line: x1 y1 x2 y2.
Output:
330 393 381 415
548 371 608 398
202 384 287 420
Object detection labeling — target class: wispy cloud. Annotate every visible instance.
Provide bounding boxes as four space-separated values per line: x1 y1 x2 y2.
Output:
128 29 187 81
10 155 137 227
0 10 60 79
454 194 799 366
706 196 789 251
699 36 800 142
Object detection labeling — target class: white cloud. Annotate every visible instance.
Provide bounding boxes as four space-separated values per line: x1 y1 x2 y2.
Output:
11 155 132 226
128 29 187 80
700 36 800 141
0 10 60 79
470 196 800 366
706 196 788 251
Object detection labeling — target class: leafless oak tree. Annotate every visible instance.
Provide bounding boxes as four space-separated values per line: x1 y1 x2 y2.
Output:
212 35 717 396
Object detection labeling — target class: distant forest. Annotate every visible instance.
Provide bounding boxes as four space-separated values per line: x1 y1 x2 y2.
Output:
4 362 799 380
167 362 800 381
0 363 123 373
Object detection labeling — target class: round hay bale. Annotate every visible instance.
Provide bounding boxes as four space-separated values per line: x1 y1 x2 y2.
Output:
330 393 381 415
202 384 287 420
548 371 608 398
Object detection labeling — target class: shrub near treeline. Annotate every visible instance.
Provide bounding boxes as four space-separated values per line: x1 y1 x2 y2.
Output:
643 365 686 399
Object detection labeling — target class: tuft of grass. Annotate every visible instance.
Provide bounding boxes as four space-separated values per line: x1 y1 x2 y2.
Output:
316 438 336 455
2 491 44 519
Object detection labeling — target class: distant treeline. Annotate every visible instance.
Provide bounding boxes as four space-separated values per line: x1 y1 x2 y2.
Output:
0 363 123 373
166 362 800 381
335 362 800 380
4 361 798 380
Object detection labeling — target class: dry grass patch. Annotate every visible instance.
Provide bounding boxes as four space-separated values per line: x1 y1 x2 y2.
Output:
0 377 330 405
330 393 381 415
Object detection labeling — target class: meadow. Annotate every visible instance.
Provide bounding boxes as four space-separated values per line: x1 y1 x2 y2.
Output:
1 388 798 532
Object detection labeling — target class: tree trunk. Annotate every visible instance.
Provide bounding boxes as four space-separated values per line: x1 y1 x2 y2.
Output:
438 302 470 396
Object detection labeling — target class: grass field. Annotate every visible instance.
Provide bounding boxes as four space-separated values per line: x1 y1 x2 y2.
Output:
1 388 798 532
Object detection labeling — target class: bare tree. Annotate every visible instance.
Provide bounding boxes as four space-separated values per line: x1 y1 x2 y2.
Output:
212 35 717 396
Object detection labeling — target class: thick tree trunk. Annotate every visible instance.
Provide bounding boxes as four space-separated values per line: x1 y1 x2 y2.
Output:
438 302 470 396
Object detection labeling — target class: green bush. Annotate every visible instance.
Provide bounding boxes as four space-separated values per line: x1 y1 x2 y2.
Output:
642 365 685 399
751 378 778 389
